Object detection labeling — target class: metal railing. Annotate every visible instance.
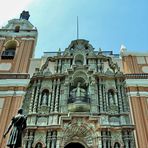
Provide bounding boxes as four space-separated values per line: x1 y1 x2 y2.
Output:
68 95 90 104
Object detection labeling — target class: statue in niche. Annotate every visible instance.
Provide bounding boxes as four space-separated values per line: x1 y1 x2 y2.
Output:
3 108 27 148
70 82 86 102
42 93 48 105
108 91 116 106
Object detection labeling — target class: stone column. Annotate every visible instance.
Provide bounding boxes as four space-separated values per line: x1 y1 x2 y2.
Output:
47 131 51 148
54 79 60 112
33 80 40 113
99 79 103 113
103 83 107 112
29 81 36 113
116 80 123 113
38 92 42 109
124 137 129 148
97 135 102 148
51 131 56 148
108 138 111 148
56 131 61 148
58 59 62 73
60 80 69 113
130 139 135 148
62 59 66 72
23 131 29 148
121 83 128 112
28 131 33 148
90 80 98 113
106 91 109 111
103 139 107 148
48 91 52 111
50 80 56 112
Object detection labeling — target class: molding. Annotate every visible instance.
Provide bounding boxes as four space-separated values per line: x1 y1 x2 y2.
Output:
0 37 6 40
121 51 148 56
0 31 37 38
21 37 35 40
0 90 26 96
128 91 148 97
126 79 148 87
0 79 30 87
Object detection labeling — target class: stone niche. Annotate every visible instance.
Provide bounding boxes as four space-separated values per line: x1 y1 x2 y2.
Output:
68 71 90 112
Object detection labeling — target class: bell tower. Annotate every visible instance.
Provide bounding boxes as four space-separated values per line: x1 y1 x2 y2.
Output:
0 11 37 147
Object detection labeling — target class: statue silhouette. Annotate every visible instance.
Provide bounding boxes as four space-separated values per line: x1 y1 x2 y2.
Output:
3 108 27 148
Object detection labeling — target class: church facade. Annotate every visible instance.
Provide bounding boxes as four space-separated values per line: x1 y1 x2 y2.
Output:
0 12 148 148
22 40 135 148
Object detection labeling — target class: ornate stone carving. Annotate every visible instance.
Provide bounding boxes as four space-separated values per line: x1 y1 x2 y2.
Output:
37 117 47 126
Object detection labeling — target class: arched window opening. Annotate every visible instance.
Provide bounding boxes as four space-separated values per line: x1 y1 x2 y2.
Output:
65 142 85 148
75 54 84 65
14 26 20 32
114 142 121 148
35 142 43 148
1 41 16 60
108 89 116 106
41 89 49 106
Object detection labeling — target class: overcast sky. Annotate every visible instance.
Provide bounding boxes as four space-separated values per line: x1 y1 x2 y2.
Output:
0 0 148 58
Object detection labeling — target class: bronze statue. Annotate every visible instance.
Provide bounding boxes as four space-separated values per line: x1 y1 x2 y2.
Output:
3 108 27 148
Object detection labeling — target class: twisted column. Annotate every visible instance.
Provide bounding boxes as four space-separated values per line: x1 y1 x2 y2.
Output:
33 80 40 113
29 81 36 113
50 80 56 112
54 79 60 112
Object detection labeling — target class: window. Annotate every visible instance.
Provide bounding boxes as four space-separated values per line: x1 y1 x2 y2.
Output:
1 41 17 60
114 142 120 148
35 142 43 148
14 26 20 32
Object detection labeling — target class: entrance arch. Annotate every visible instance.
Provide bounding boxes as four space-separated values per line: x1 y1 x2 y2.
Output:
65 142 85 148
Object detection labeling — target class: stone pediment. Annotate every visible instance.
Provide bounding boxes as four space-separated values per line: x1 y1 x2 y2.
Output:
64 39 94 55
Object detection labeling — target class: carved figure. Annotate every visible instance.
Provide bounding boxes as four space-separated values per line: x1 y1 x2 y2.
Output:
3 108 27 148
108 91 115 105
71 82 86 101
42 93 48 105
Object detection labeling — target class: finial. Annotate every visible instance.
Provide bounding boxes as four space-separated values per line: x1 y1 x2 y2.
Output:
58 48 61 52
20 11 30 20
120 44 127 53
57 48 61 56
99 48 102 52
98 48 103 55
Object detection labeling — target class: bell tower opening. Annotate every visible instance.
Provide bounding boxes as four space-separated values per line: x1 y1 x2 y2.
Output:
65 142 85 148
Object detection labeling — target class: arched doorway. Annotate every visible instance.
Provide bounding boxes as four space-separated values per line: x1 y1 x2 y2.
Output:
65 142 85 148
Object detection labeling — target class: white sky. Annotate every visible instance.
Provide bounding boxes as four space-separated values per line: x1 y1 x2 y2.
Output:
0 0 34 27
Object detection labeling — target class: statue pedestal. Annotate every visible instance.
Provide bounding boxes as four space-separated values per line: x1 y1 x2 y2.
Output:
68 102 90 112
39 105 49 114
